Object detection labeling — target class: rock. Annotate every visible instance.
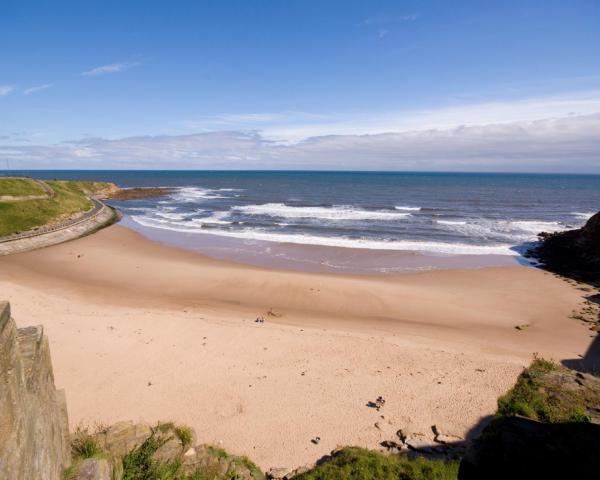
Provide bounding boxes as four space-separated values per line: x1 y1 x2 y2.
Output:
529 210 600 280
183 447 196 457
380 440 403 452
181 445 230 477
405 433 434 452
293 465 311 476
154 434 185 462
458 416 600 479
181 444 259 480
267 467 293 479
73 458 112 480
93 421 152 458
432 425 463 444
434 434 463 444
0 305 71 480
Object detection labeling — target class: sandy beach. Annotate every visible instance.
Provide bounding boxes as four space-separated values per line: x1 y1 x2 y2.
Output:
0 225 594 470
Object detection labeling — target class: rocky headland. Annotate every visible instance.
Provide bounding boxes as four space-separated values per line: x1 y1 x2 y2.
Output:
530 211 600 282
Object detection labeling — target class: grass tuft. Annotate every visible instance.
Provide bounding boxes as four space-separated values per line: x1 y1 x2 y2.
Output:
174 426 193 448
71 426 104 460
295 447 459 480
497 357 591 423
122 430 182 480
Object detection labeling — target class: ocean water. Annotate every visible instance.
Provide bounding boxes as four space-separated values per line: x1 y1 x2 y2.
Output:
6 171 600 272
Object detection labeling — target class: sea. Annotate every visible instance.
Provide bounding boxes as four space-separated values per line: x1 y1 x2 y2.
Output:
5 171 600 274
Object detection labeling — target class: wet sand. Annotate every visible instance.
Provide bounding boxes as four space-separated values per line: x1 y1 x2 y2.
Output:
0 225 594 470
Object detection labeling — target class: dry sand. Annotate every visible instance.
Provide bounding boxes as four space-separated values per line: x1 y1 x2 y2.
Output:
0 225 594 470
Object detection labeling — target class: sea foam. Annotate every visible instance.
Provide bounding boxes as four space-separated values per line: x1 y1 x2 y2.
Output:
233 203 412 221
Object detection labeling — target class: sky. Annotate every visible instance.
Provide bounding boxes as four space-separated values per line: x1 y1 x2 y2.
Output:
1 0 600 172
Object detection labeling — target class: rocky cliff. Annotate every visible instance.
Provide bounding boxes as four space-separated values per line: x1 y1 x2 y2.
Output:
0 301 71 480
530 211 600 280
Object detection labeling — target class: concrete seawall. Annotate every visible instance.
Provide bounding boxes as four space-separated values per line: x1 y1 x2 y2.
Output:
0 200 117 256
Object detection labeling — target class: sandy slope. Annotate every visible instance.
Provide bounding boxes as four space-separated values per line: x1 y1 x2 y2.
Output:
0 225 593 469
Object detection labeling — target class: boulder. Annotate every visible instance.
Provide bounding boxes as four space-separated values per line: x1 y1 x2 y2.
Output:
93 421 152 458
530 211 600 280
72 458 112 480
267 467 293 479
181 444 260 480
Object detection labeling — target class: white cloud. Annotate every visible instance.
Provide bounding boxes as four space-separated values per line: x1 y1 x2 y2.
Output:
249 90 600 143
2 90 600 172
0 85 15 96
2 113 599 172
82 62 140 76
23 84 53 95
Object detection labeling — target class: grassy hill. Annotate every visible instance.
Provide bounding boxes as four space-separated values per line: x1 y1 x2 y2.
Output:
0 177 47 197
0 178 113 237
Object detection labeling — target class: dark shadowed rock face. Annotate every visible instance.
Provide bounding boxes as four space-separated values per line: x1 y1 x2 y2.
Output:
531 211 600 280
458 416 600 480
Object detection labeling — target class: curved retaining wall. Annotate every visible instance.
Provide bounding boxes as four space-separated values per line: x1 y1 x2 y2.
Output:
0 200 117 256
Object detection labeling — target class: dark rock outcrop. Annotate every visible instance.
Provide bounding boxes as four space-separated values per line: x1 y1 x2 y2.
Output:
458 416 600 479
530 211 600 280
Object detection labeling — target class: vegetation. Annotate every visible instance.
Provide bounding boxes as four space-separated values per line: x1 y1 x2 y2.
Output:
122 430 183 480
174 426 194 448
63 426 107 480
204 446 264 480
497 357 591 423
0 177 46 196
295 447 459 480
0 179 111 236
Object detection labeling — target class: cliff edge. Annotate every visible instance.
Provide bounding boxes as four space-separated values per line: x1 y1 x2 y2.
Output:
0 301 71 479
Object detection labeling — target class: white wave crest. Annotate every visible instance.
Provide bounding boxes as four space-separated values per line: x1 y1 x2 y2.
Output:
394 205 421 211
571 211 594 221
193 211 231 225
234 203 411 220
436 220 467 225
170 187 227 202
436 218 567 241
130 215 516 255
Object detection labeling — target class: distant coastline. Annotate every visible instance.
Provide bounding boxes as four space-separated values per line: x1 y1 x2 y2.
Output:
4 170 597 273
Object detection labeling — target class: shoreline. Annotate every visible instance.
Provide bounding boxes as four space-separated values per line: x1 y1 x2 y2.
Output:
0 225 594 470
119 215 524 275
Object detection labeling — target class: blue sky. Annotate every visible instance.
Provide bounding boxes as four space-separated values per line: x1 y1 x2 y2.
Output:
1 0 600 171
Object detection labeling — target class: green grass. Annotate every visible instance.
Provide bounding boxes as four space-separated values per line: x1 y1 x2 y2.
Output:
174 426 194 448
122 430 183 480
0 180 99 236
70 425 106 460
63 427 108 480
0 177 46 196
294 447 459 480
497 358 591 423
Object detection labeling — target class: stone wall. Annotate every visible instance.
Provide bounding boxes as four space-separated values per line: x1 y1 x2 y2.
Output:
0 301 70 480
